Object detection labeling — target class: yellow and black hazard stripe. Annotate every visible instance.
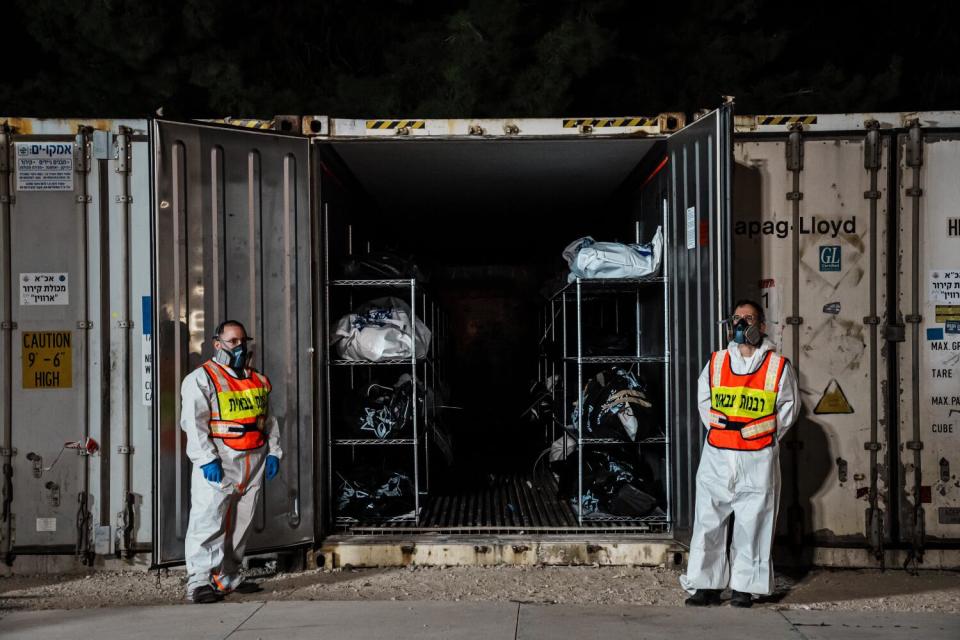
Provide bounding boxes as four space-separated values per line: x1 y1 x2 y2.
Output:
210 118 275 130
757 115 818 126
366 120 426 130
563 117 658 128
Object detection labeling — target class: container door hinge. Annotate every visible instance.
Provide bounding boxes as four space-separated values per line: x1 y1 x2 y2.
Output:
906 187 923 197
863 316 881 325
786 191 803 201
0 195 14 205
77 321 93 329
0 448 16 457
863 120 882 169
117 320 134 329
863 190 882 200
0 126 11 172
0 321 16 330
115 195 133 204
74 130 92 174
114 126 132 174
864 442 882 452
905 119 923 168
904 314 922 324
117 446 134 455
75 195 92 204
785 316 804 326
906 440 924 451
786 123 804 170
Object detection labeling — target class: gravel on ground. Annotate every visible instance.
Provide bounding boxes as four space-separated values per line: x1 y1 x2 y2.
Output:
2 565 958 614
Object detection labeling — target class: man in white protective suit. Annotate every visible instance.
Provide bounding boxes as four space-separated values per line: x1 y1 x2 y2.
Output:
679 300 800 607
180 320 283 604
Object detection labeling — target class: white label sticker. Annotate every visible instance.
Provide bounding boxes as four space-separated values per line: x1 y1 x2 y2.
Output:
686 206 696 250
930 270 960 303
36 517 57 532
142 334 153 406
16 142 74 191
20 273 69 306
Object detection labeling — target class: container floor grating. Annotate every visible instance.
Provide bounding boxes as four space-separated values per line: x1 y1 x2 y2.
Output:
337 472 670 535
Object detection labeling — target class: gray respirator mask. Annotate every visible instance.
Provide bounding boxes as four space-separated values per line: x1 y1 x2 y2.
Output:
731 318 763 346
214 343 250 377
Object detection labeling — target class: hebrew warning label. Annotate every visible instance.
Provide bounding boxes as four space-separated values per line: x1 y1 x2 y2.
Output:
20 273 69 305
930 270 960 303
22 331 73 389
15 142 74 191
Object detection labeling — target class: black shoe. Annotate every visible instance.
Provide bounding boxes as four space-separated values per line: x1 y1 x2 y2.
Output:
730 590 753 608
191 585 223 604
233 580 263 594
684 589 722 606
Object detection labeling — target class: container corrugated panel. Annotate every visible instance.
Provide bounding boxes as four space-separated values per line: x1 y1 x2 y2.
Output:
0 118 152 559
733 131 890 546
151 121 316 567
897 127 960 546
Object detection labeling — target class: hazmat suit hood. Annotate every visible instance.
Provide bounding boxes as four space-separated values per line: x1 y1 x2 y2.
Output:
724 336 776 370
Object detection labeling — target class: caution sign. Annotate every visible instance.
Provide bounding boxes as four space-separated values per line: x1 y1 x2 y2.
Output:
813 378 854 415
22 331 72 389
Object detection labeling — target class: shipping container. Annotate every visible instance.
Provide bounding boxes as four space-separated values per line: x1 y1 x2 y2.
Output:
731 111 960 567
0 119 153 564
1 108 958 573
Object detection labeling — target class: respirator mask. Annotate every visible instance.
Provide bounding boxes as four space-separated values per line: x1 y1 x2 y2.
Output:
730 318 763 346
214 341 251 377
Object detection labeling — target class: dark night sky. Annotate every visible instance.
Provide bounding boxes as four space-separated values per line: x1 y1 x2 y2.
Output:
2 0 959 118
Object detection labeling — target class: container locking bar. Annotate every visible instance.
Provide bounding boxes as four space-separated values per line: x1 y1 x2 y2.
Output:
785 121 805 552
0 125 14 565
904 118 925 567
863 119 884 564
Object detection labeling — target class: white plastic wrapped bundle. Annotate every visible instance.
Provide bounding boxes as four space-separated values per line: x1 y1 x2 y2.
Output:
332 297 432 362
562 226 663 282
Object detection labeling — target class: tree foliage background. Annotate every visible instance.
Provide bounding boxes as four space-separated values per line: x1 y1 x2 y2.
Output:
2 0 958 118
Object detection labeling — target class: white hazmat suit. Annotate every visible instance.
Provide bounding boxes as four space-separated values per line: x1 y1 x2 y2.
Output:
180 363 283 598
679 337 799 596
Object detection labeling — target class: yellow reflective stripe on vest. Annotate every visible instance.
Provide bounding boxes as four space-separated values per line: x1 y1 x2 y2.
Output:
764 353 783 392
209 421 247 437
741 414 776 439
217 387 268 422
712 350 726 388
710 385 777 420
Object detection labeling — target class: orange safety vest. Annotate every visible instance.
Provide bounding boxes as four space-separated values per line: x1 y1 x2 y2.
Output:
201 360 271 451
707 349 787 451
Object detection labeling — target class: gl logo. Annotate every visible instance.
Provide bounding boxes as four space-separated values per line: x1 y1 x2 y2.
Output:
819 245 841 272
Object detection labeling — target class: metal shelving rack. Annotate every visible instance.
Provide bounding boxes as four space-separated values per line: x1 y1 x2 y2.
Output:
544 233 671 530
325 277 444 527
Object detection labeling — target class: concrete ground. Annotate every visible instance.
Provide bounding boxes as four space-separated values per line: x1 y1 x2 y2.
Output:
2 565 959 613
2 600 958 639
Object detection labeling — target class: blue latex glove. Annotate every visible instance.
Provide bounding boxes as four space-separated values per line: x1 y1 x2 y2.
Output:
200 459 223 483
265 455 280 481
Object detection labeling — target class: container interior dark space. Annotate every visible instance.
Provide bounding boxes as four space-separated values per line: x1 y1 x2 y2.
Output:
319 136 669 530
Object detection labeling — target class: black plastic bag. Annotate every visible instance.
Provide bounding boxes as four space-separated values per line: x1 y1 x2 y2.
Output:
572 369 656 442
342 375 417 440
336 467 415 519
340 251 429 282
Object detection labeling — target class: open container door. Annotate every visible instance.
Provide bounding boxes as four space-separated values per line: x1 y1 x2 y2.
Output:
151 120 318 566
666 105 733 544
